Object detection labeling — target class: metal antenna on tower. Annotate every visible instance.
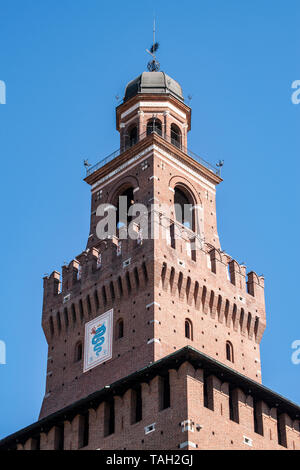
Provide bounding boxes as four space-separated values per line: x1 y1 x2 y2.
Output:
146 18 160 72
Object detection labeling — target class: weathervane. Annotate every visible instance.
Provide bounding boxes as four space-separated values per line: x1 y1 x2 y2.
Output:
146 19 160 72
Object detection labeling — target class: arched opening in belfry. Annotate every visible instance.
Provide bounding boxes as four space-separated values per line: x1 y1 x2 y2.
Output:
147 118 162 136
116 186 135 235
174 186 195 231
124 124 138 150
170 123 181 148
128 125 138 147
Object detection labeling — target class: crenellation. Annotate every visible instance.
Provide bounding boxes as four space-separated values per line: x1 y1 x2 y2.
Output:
2 353 300 450
3 67 299 452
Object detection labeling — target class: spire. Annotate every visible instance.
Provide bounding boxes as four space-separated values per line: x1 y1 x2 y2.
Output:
146 18 160 72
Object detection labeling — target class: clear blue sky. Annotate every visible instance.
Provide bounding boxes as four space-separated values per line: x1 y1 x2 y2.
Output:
0 0 299 439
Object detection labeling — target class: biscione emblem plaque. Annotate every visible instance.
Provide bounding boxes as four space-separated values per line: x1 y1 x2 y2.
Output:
83 309 113 372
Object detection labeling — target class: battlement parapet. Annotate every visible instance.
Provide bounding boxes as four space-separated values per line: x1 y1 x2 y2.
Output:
2 349 299 450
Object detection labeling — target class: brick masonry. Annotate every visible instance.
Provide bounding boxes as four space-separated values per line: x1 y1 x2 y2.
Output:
1 74 299 450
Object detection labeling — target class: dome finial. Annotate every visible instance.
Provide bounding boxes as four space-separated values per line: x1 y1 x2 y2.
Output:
146 18 160 72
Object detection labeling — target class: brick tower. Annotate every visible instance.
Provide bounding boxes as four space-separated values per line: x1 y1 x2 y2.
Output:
1 71 299 451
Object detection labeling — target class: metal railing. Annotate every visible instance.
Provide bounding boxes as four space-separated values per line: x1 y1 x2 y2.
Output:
86 130 220 177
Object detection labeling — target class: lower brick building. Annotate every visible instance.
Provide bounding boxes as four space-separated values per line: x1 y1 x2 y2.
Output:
1 67 299 450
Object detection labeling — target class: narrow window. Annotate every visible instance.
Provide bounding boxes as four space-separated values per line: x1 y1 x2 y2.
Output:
49 316 54 337
131 385 142 424
174 187 194 230
104 400 115 437
178 272 183 296
201 286 207 311
129 126 138 147
126 272 132 293
54 425 64 450
78 412 89 448
86 295 92 315
253 398 263 435
239 308 245 331
185 319 193 340
118 276 123 296
254 316 260 340
134 267 140 288
79 299 84 322
71 304 76 325
94 290 100 310
186 276 191 300
56 312 62 333
226 341 234 363
229 386 239 423
217 295 222 320
170 223 176 248
110 281 115 301
210 252 217 273
116 319 124 339
277 414 287 447
224 299 230 324
203 373 214 410
75 342 83 362
142 262 148 283
170 123 181 148
116 186 135 233
34 435 40 450
102 286 107 305
63 308 69 329
159 373 170 410
194 281 199 306
247 312 252 335
209 290 215 314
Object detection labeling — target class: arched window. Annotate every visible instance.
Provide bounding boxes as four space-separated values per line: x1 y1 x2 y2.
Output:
147 118 162 136
129 126 137 146
185 319 193 340
116 319 124 339
171 123 181 148
75 342 83 362
226 341 234 362
116 186 135 234
174 186 194 230
124 125 138 150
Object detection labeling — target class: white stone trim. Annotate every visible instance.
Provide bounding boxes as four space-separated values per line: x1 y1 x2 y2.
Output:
153 146 216 192
91 143 217 196
91 147 154 191
243 436 253 447
179 441 197 449
144 423 156 435
121 101 186 120
147 338 161 344
146 302 160 309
